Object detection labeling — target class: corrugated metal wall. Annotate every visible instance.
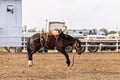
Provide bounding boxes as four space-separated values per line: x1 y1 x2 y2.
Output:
0 0 22 47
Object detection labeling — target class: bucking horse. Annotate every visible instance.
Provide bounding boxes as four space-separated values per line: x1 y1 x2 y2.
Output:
27 30 82 67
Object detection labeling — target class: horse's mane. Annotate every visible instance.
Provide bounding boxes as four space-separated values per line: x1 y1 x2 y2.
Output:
58 32 77 46
59 31 75 40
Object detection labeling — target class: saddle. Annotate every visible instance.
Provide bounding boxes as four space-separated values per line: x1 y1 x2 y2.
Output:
47 30 59 36
46 30 60 41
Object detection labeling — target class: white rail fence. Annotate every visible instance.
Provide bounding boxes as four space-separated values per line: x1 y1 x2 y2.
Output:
0 36 120 52
0 36 27 52
80 35 120 52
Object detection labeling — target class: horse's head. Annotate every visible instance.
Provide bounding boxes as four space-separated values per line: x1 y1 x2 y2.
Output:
73 39 82 55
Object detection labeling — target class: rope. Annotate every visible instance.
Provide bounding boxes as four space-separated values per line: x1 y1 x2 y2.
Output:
70 52 77 68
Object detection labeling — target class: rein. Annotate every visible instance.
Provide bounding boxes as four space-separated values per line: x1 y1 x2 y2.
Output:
70 40 79 68
70 52 77 68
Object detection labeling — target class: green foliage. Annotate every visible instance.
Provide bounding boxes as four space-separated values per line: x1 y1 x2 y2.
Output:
99 28 108 35
92 29 97 35
22 25 27 32
118 31 120 36
99 28 120 36
28 27 37 32
41 28 45 33
108 31 116 34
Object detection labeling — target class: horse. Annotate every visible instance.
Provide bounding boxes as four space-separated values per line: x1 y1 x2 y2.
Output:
27 30 82 67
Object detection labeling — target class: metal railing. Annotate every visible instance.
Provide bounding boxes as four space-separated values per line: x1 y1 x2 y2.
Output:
0 36 27 52
0 36 120 52
80 36 120 52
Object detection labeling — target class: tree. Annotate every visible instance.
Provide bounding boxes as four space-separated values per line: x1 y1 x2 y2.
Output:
99 28 108 35
92 29 97 35
28 27 37 32
22 25 27 32
119 31 120 36
41 28 44 33
108 31 116 34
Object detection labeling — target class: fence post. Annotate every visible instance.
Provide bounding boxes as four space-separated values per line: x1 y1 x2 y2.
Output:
85 37 89 52
23 37 26 51
116 36 119 52
98 43 102 52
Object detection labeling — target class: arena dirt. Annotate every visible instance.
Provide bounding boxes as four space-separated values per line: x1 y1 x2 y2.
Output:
0 52 120 80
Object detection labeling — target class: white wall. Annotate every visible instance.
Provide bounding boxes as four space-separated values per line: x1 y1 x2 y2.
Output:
0 0 22 46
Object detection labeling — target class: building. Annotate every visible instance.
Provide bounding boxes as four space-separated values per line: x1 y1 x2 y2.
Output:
0 0 22 49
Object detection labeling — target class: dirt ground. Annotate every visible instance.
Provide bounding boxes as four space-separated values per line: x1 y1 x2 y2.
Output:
1 52 120 80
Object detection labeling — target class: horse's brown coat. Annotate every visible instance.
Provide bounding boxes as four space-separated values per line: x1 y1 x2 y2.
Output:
27 31 82 67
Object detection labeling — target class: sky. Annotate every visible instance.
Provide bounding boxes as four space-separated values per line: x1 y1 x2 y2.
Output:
22 0 120 31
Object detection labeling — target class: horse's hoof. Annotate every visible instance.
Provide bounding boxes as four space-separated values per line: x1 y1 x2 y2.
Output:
67 62 70 67
66 61 70 67
78 54 80 57
28 60 33 67
78 52 82 55
67 64 70 67
28 65 32 68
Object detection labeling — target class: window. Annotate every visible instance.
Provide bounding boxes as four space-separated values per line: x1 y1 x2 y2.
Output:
7 5 13 14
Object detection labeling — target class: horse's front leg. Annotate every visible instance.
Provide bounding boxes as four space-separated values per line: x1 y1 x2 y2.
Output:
58 49 70 67
64 53 70 67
